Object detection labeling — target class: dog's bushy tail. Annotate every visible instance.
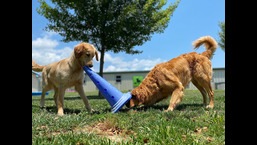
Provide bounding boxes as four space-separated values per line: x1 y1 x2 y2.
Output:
192 36 218 59
32 60 44 72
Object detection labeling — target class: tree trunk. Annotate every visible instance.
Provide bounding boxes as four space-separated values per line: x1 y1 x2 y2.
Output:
99 47 105 77
98 44 105 97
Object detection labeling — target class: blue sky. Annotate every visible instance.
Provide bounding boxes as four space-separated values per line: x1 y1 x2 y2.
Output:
32 0 225 72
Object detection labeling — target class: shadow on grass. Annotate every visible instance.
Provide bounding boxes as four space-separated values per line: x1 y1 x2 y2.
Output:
119 103 204 112
33 105 103 115
38 106 81 114
175 103 204 110
32 95 103 101
32 105 82 114
33 102 204 114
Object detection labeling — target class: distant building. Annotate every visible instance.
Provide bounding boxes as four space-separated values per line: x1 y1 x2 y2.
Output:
32 71 41 92
32 68 225 94
32 71 49 96
83 67 225 93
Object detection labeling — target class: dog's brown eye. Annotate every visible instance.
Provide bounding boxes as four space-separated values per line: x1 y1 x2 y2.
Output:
86 54 90 57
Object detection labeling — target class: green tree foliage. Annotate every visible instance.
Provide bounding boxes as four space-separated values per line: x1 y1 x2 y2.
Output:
218 21 225 51
37 0 180 77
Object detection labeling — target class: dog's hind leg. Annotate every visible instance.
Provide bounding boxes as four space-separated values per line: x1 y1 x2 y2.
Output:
75 83 92 113
40 86 51 108
165 82 184 112
204 84 214 109
194 61 214 108
53 87 58 106
56 87 65 116
40 90 46 108
193 78 214 109
192 79 208 106
40 74 52 108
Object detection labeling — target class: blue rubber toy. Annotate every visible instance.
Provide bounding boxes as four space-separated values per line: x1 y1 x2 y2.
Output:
83 66 131 113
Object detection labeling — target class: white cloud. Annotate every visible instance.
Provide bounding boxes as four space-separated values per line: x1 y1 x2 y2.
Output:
103 53 165 72
32 36 58 50
32 34 73 65
32 34 166 72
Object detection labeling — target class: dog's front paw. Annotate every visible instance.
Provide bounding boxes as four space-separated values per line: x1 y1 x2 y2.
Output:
86 107 97 114
85 106 92 112
92 109 100 114
87 108 100 114
164 107 174 112
57 111 64 116
165 103 176 112
40 106 46 109
206 105 214 109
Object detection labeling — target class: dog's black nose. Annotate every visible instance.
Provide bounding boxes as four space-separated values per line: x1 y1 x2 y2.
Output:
88 64 93 68
125 101 130 108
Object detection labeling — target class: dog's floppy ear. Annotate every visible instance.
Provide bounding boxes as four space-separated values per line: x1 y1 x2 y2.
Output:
92 45 99 61
125 100 130 108
95 51 99 61
74 44 84 58
126 94 138 108
91 44 99 61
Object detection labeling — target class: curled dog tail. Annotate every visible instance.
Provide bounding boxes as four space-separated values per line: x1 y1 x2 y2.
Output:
32 60 44 72
192 36 218 59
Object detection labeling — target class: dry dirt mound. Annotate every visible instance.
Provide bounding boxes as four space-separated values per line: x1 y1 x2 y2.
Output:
74 121 135 143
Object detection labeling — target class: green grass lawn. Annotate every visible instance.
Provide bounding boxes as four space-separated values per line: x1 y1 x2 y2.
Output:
32 90 225 145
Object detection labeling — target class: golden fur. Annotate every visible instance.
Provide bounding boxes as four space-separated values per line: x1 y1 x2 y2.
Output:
32 42 99 116
126 36 218 112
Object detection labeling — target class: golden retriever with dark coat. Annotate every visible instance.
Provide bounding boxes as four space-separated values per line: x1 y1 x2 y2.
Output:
126 36 218 112
32 42 99 116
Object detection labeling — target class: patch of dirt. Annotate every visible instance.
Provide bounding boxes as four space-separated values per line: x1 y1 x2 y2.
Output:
73 121 135 143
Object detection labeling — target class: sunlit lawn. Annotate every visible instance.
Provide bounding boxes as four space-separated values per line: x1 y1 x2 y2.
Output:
32 89 225 145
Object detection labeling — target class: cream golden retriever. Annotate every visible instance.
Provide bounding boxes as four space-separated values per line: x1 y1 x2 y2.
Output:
32 42 99 116
126 36 218 112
